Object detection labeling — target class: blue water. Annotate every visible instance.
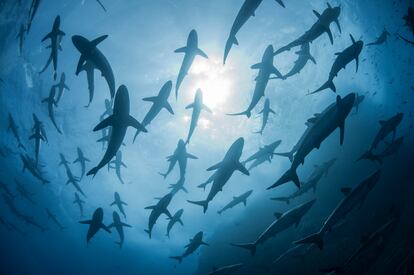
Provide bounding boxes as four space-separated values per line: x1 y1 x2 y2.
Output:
1 0 413 274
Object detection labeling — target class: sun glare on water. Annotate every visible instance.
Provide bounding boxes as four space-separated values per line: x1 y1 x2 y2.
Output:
189 57 233 109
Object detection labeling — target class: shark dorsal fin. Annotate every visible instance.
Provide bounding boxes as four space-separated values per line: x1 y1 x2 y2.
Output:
327 3 332 9
341 187 352 196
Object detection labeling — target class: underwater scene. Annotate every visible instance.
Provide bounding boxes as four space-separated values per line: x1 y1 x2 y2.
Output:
0 0 414 274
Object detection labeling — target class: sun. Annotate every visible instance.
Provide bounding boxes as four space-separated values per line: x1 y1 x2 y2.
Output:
189 57 233 109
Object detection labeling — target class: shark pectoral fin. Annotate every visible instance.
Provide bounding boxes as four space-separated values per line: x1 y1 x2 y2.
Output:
196 48 208 59
165 209 172 219
275 0 285 8
174 46 187 53
164 102 174 114
101 223 111 233
250 62 262 70
91 35 108 47
186 153 198 159
185 103 194 109
350 34 356 44
325 28 334 44
122 222 132 228
58 30 66 36
108 223 114 229
339 121 345 145
271 65 284 79
144 205 156 210
93 115 113 131
207 161 222 171
270 108 276 114
79 220 92 224
76 55 87 75
127 115 148 133
312 10 321 18
201 241 209 246
335 19 341 33
142 96 158 102
202 104 212 113
309 54 317 64
236 162 249 176
355 56 359 72
41 32 52 42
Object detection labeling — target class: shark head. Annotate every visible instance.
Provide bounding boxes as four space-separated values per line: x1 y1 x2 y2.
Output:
114 192 120 200
112 211 121 223
299 199 316 214
188 29 198 47
264 98 270 109
393 112 404 125
195 89 203 104
194 231 204 242
176 209 184 217
244 190 254 198
262 45 274 64
160 80 173 98
116 150 122 160
225 137 245 162
72 35 90 54
366 170 382 191
267 140 282 152
177 139 186 151
113 85 130 117
92 207 104 222
52 16 61 31
160 193 174 207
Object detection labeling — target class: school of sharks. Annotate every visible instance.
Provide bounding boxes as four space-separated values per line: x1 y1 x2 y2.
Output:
0 0 414 274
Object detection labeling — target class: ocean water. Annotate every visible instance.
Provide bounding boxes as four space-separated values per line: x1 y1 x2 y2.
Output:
0 0 413 274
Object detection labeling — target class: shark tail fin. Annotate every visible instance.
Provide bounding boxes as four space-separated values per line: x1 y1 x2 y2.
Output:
310 80 336 95
144 229 152 239
187 200 208 213
230 242 257 256
158 172 167 179
227 110 251 118
18 143 26 150
86 167 99 177
223 35 239 64
267 168 300 190
294 232 324 250
273 151 294 162
253 129 263 135
270 197 290 204
169 256 183 264
357 150 382 164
